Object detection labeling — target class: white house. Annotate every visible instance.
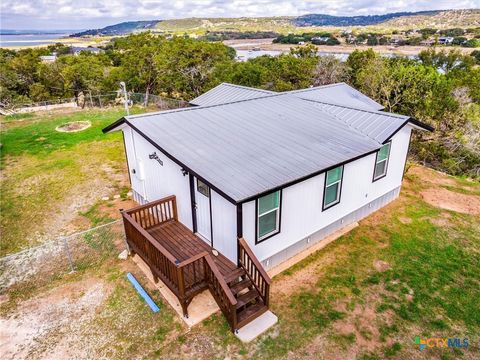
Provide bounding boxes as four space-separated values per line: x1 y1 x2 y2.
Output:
103 82 432 331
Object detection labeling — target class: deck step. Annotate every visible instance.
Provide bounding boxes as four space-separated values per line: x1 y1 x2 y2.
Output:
236 288 260 309
224 267 246 284
230 278 252 296
236 302 268 329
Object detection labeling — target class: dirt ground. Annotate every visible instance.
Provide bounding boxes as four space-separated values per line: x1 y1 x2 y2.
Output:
0 278 112 360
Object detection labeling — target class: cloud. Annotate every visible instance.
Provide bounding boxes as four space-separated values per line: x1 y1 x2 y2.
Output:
1 0 478 30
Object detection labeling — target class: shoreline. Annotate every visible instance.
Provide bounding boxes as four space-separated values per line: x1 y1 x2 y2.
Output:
223 38 475 56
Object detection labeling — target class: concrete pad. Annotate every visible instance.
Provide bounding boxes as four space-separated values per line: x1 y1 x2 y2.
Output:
131 255 220 328
235 311 278 343
267 222 359 278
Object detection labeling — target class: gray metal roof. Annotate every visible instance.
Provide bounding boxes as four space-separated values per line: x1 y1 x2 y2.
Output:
190 83 274 106
190 82 384 111
122 93 396 203
307 101 407 143
289 83 384 111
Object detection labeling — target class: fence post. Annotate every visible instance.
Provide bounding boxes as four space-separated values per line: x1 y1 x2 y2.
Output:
62 237 76 273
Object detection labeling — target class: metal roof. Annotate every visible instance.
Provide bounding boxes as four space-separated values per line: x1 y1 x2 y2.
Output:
190 83 274 106
190 82 383 111
289 83 384 111
119 93 395 203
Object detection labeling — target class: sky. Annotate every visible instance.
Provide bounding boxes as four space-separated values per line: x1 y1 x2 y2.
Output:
1 0 479 30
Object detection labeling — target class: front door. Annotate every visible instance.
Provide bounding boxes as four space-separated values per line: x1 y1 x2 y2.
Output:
195 178 212 244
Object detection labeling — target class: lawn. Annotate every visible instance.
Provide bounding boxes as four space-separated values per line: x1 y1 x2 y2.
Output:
0 107 146 256
1 162 479 359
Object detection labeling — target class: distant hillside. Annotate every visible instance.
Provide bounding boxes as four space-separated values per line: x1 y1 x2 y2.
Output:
68 9 480 37
70 20 160 37
293 11 439 27
382 9 480 29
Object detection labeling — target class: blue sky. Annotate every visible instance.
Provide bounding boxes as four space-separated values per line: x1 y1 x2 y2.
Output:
1 0 478 30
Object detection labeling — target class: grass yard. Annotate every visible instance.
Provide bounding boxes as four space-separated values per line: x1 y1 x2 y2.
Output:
0 107 148 256
1 108 479 359
1 161 479 359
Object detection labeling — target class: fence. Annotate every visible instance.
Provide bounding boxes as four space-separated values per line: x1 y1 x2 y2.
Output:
0 220 126 292
3 92 189 115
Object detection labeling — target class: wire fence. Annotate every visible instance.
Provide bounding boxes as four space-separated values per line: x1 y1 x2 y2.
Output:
3 92 189 115
0 220 126 292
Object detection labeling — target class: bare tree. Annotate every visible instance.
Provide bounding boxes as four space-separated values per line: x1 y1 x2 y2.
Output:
312 55 349 86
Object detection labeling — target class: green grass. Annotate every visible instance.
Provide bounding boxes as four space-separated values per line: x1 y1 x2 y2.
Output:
0 107 148 256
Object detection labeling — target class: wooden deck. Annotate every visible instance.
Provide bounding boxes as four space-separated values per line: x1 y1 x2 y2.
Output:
121 195 271 332
147 220 237 278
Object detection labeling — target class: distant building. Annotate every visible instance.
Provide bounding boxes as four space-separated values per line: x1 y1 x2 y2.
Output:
438 37 454 45
70 46 104 55
39 52 57 63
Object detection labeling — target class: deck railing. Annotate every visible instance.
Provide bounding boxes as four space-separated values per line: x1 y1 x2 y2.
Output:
238 238 271 307
204 255 238 331
121 195 238 330
126 195 177 230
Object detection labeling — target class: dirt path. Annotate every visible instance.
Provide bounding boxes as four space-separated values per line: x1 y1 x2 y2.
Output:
0 278 111 360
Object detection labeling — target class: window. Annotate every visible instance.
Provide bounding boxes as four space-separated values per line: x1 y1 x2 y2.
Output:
373 142 391 181
257 190 281 242
323 166 343 210
197 179 210 197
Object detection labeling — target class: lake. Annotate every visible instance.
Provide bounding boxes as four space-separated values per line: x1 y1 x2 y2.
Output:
0 34 70 47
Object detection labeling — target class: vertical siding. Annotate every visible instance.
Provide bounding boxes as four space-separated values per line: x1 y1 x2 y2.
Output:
242 125 413 262
128 129 193 230
211 190 237 263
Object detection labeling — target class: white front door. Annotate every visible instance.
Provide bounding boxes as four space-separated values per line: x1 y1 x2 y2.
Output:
195 178 211 244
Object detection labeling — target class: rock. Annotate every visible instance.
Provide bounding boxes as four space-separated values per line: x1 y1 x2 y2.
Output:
101 196 109 201
113 194 121 199
127 192 133 197
118 249 129 260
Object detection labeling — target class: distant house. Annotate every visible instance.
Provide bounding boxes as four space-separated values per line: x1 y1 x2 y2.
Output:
438 37 454 45
103 82 432 333
311 36 330 44
39 53 57 63
70 46 104 55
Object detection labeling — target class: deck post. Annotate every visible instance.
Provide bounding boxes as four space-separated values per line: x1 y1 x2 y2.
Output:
177 266 188 317
119 209 131 255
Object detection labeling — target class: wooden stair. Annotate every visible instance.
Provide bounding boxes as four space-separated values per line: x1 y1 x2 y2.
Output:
224 267 269 329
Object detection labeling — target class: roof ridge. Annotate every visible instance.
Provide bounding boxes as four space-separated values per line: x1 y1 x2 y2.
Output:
299 97 406 119
220 82 275 93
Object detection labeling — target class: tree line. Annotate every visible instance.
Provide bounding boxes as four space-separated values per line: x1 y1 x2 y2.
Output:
0 33 478 177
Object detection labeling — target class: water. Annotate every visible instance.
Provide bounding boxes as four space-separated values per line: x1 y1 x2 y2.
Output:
236 49 284 61
0 33 70 48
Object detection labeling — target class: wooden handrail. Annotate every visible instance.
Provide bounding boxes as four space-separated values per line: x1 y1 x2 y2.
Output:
178 251 209 267
204 255 237 305
125 195 176 215
122 211 177 263
238 238 271 307
238 238 271 284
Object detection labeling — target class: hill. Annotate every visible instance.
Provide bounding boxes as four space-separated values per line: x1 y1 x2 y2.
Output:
293 11 439 26
69 9 480 37
382 9 480 29
70 20 160 37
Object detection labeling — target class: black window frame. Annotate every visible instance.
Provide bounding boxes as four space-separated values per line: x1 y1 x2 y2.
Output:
322 165 344 211
372 141 392 182
255 189 282 244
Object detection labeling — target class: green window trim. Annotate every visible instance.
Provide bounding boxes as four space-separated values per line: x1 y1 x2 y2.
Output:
323 165 343 210
373 142 391 181
256 190 281 243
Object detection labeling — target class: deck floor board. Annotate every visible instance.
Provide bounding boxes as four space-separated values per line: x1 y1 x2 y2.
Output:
147 220 237 278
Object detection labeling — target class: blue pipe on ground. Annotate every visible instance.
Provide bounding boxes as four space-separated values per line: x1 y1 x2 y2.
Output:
127 272 160 313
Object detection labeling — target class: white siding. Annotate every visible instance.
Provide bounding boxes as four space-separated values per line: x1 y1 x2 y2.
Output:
211 190 237 262
123 128 193 230
242 125 412 261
